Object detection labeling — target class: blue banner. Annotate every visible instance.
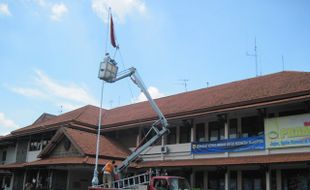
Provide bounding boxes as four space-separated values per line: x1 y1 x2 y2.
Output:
191 135 265 154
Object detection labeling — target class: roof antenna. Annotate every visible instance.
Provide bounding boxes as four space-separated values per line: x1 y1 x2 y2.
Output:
59 105 63 114
179 79 189 92
246 37 258 77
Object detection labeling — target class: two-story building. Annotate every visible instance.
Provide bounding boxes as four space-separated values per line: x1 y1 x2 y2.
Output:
1 71 310 190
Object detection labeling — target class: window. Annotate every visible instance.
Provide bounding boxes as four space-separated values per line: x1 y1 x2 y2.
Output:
279 109 307 117
230 171 237 190
209 121 225 141
241 116 264 137
195 123 205 142
42 139 49 149
167 127 177 144
141 127 161 146
242 170 265 190
29 139 41 151
154 179 168 190
282 169 308 190
2 151 7 162
180 126 191 143
208 171 225 190
229 119 238 139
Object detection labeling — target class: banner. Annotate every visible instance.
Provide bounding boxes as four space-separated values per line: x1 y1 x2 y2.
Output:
191 135 265 154
265 113 310 149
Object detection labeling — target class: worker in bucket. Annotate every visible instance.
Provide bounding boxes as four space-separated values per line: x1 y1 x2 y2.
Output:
102 160 115 188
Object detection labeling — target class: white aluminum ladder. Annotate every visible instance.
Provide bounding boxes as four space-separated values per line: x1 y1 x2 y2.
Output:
98 171 154 189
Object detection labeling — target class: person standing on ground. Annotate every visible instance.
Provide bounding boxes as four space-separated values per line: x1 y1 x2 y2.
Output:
102 160 115 188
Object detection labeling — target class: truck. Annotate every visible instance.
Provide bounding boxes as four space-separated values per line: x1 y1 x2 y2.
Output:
89 54 191 190
89 175 191 190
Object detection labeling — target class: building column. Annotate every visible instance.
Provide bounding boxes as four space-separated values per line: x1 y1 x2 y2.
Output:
204 171 208 190
22 170 27 189
225 169 230 190
191 124 196 142
224 121 229 139
66 170 71 190
176 126 180 144
276 169 282 190
237 170 242 190
266 168 270 190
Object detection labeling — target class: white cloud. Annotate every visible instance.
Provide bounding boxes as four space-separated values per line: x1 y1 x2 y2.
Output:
135 86 164 102
10 87 46 98
34 0 46 7
34 70 96 105
9 69 97 112
0 113 19 135
0 3 11 16
91 0 146 22
50 3 68 21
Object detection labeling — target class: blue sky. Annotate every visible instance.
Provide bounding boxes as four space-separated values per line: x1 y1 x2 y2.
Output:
0 0 310 135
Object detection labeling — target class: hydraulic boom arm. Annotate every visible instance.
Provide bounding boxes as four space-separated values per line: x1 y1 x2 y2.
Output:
98 55 169 173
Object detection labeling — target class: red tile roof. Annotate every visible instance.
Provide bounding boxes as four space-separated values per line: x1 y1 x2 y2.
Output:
0 157 120 169
103 71 310 127
26 156 119 167
32 113 56 125
11 105 105 135
0 162 25 169
39 127 130 160
137 152 310 168
3 151 310 170
64 128 130 159
8 71 310 136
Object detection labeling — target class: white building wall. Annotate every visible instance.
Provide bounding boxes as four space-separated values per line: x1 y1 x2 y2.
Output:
26 150 41 162
137 142 310 161
4 145 17 164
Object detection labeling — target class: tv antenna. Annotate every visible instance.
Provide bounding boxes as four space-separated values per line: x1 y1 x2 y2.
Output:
178 79 189 92
246 37 258 77
59 105 63 114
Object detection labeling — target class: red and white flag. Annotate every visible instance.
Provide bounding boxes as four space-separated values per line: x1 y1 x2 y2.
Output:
110 14 118 48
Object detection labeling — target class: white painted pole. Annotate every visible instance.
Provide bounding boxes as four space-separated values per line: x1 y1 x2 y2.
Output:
266 168 270 190
92 81 105 186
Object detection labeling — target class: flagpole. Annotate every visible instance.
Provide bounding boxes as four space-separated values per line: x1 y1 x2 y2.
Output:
105 8 111 54
92 80 105 186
